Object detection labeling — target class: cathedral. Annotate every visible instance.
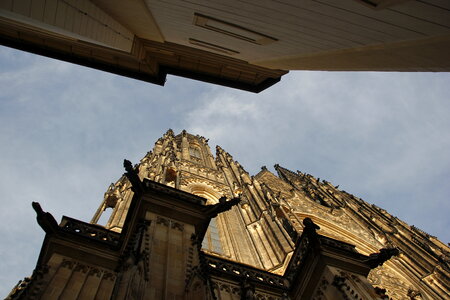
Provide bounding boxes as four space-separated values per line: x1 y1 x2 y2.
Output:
7 130 449 299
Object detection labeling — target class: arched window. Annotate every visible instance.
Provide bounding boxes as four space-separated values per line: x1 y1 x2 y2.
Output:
187 184 225 255
202 218 223 254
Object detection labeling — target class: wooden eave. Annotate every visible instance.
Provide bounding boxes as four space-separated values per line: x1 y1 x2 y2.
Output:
0 18 287 93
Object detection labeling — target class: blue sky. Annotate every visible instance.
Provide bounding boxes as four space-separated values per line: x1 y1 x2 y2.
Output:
1 45 449 295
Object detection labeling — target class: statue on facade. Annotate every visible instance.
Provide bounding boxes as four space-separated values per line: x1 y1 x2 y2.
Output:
241 279 255 300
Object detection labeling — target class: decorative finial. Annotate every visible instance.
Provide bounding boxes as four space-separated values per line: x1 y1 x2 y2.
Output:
166 128 174 136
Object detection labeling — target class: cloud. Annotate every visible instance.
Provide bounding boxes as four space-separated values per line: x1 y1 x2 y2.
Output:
182 71 450 244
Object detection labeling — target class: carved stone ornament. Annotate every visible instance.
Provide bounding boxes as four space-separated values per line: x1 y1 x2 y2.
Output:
123 159 143 193
6 264 49 300
241 279 256 300
61 216 120 246
365 248 400 269
32 202 59 234
368 264 412 299
407 289 423 299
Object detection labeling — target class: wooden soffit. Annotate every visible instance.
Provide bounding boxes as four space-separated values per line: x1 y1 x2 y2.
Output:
0 15 286 93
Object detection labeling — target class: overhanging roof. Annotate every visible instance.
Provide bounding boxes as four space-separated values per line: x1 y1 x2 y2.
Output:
1 0 449 92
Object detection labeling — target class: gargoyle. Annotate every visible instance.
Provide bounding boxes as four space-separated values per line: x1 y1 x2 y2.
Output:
123 159 143 193
366 248 400 269
302 217 320 236
32 202 59 234
204 197 240 218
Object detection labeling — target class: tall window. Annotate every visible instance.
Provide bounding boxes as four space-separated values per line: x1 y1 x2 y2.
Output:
202 218 223 254
190 186 224 254
189 147 202 161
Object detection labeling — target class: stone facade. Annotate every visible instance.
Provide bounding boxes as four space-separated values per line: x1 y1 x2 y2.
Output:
7 130 449 299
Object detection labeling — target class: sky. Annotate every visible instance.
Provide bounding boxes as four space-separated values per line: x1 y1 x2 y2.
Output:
1 45 449 295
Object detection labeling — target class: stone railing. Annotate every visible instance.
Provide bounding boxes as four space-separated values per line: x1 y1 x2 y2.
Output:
205 254 288 290
60 216 120 247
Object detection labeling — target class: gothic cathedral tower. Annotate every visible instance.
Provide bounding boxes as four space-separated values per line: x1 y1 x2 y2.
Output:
91 129 294 273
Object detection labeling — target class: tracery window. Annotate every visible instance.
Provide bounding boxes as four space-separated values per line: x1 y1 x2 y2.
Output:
189 147 202 161
202 218 223 254
189 185 225 255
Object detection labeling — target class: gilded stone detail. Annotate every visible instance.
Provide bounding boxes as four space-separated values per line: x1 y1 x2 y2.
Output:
368 265 412 300
11 130 448 300
85 131 449 299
